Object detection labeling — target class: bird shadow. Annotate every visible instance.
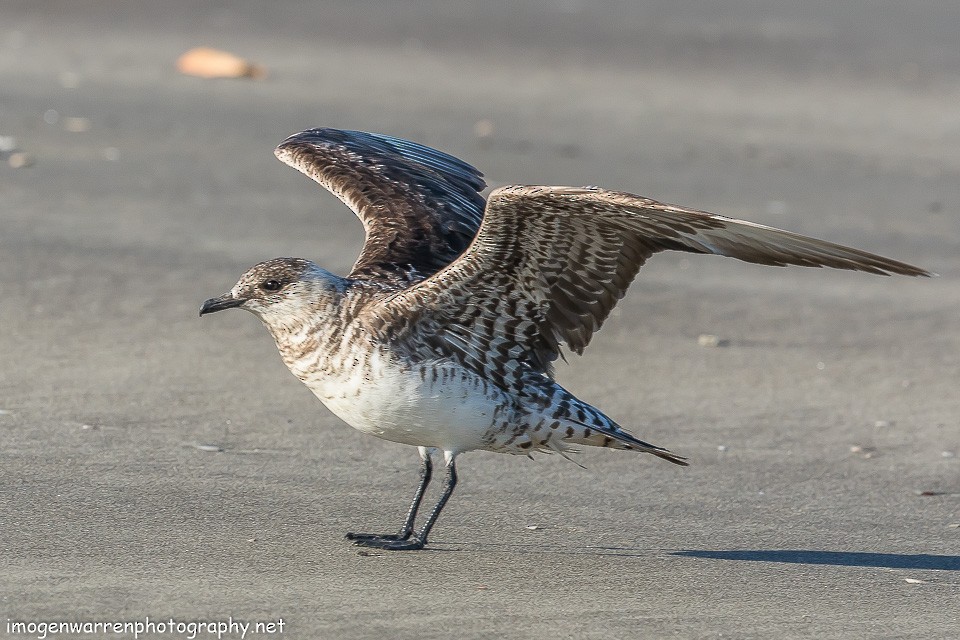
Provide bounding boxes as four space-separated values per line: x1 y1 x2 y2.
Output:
671 549 960 571
428 542 960 570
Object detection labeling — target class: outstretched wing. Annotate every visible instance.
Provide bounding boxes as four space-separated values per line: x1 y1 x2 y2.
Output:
275 128 486 283
371 185 930 391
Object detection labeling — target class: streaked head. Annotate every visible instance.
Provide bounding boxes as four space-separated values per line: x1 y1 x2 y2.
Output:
200 257 344 326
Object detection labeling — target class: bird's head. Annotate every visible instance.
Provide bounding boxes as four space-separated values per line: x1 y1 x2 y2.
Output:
200 257 344 330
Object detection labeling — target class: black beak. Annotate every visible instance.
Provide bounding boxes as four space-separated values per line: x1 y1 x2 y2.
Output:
199 293 246 317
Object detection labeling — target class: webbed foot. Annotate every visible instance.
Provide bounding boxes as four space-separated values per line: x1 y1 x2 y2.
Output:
350 534 426 551
345 531 409 543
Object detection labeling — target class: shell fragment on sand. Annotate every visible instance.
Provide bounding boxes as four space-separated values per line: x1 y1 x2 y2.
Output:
176 47 266 80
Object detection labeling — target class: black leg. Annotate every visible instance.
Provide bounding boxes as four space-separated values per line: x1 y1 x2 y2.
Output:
346 452 432 543
412 459 457 542
352 456 457 551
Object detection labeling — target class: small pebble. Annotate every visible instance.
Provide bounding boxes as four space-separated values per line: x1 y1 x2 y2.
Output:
196 444 224 452
8 152 34 168
765 200 787 216
874 420 892 428
947 523 960 529
717 445 727 452
903 578 926 584
0 135 16 152
697 334 729 348
0 409 11 415
941 451 955 458
62 116 91 132
473 119 495 139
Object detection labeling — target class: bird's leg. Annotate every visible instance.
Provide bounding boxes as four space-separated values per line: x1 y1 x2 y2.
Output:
352 453 458 551
346 447 432 543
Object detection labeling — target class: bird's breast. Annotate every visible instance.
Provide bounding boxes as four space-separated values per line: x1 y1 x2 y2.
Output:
290 341 514 452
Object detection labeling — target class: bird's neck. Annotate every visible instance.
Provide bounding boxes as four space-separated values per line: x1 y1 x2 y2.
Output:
267 286 377 383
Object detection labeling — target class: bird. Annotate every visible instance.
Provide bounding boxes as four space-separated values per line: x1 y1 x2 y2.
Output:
200 127 930 551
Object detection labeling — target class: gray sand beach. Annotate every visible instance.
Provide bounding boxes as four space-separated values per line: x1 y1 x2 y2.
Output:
1 2 958 638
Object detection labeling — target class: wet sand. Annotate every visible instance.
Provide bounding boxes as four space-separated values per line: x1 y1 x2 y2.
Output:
1 2 958 638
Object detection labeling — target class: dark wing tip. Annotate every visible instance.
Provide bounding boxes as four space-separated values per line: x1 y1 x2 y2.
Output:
276 127 486 190
660 452 690 466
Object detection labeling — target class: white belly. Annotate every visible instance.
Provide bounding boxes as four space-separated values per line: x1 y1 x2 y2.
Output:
303 351 512 452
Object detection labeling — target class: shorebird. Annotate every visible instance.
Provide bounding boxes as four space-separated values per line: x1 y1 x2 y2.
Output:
201 128 929 551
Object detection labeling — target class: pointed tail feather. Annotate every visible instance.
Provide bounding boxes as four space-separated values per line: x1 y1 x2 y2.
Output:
556 406 689 466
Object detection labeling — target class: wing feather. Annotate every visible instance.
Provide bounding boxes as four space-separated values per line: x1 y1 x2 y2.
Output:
372 185 930 391
274 128 486 283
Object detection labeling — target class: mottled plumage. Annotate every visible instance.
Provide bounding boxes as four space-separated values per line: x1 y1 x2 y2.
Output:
274 128 486 284
201 128 929 551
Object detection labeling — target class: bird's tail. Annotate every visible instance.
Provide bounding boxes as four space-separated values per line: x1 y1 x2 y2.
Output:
537 387 688 466
560 418 688 466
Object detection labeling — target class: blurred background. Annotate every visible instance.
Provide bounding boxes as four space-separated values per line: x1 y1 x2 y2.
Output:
1 1 957 636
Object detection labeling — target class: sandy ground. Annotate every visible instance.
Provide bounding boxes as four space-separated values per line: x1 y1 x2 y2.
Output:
1 2 958 638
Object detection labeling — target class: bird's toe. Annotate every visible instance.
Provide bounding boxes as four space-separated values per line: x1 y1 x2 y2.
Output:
345 531 406 542
350 535 425 551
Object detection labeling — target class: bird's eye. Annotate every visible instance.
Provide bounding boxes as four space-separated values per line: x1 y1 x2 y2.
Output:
261 279 283 292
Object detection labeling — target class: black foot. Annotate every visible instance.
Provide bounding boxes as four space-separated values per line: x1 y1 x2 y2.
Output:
345 531 408 542
350 535 425 551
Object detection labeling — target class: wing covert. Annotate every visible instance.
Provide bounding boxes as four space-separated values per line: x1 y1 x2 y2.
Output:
371 185 930 391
